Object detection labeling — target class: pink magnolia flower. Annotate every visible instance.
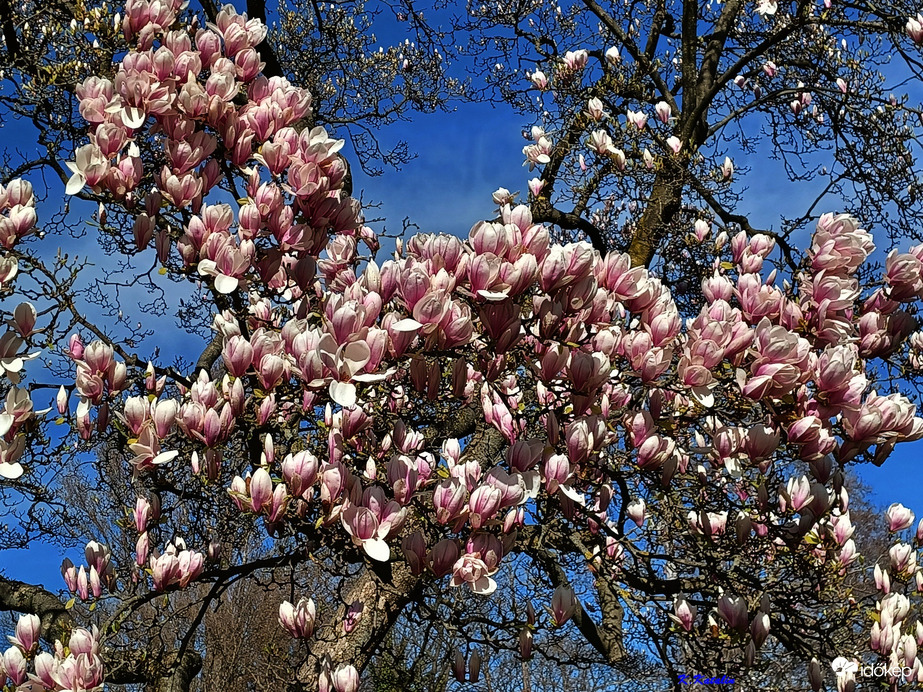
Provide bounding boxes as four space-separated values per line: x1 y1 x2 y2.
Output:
529 70 549 90
562 50 588 71
886 503 915 532
9 613 40 653
433 478 468 524
340 504 392 561
331 664 359 692
655 101 672 123
717 594 748 632
670 596 697 631
450 553 497 594
550 585 577 626
908 15 923 44
279 597 316 638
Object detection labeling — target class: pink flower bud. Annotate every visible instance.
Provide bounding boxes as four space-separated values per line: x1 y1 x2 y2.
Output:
433 478 467 524
56 385 69 415
279 597 316 638
550 585 577 626
887 503 915 532
750 612 770 648
671 596 697 631
12 613 40 653
2 646 26 685
68 333 85 360
332 664 359 692
452 651 466 682
717 594 748 632
249 467 273 513
469 649 482 683
626 498 646 527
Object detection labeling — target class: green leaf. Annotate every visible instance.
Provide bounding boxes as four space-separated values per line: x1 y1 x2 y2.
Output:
65 597 75 610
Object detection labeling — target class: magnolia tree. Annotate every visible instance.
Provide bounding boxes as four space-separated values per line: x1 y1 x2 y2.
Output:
4 2 923 692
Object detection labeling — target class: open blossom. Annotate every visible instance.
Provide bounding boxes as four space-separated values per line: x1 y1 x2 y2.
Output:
655 101 672 123
550 585 577 626
908 15 923 44
562 49 588 71
451 553 498 594
755 0 777 15
626 109 647 129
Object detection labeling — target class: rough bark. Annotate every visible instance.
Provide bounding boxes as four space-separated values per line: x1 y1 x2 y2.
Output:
0 576 74 645
296 560 425 687
626 171 685 269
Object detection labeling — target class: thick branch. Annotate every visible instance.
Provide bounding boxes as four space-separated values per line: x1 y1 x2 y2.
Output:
626 168 685 267
297 560 424 686
527 542 626 665
0 576 73 645
194 332 224 377
532 197 607 255
0 576 202 689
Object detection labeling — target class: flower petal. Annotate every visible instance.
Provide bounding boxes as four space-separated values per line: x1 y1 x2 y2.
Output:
329 381 357 408
392 318 423 332
0 462 24 480
363 538 391 562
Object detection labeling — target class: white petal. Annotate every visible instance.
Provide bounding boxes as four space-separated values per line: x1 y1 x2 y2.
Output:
152 450 179 465
392 318 423 332
352 372 387 383
121 107 146 129
213 274 239 294
558 484 586 504
197 259 217 277
65 174 86 195
689 386 715 408
1 357 24 373
476 289 511 301
339 340 371 378
0 414 12 437
363 538 391 562
329 381 357 408
472 576 497 595
0 462 24 480
519 470 541 501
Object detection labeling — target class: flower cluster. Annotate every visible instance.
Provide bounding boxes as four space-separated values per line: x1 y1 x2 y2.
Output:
1 615 104 691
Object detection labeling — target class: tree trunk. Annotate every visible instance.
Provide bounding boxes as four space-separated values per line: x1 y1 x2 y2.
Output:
296 560 424 687
627 170 685 268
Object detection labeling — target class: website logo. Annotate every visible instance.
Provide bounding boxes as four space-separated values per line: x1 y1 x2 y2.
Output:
831 658 859 675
